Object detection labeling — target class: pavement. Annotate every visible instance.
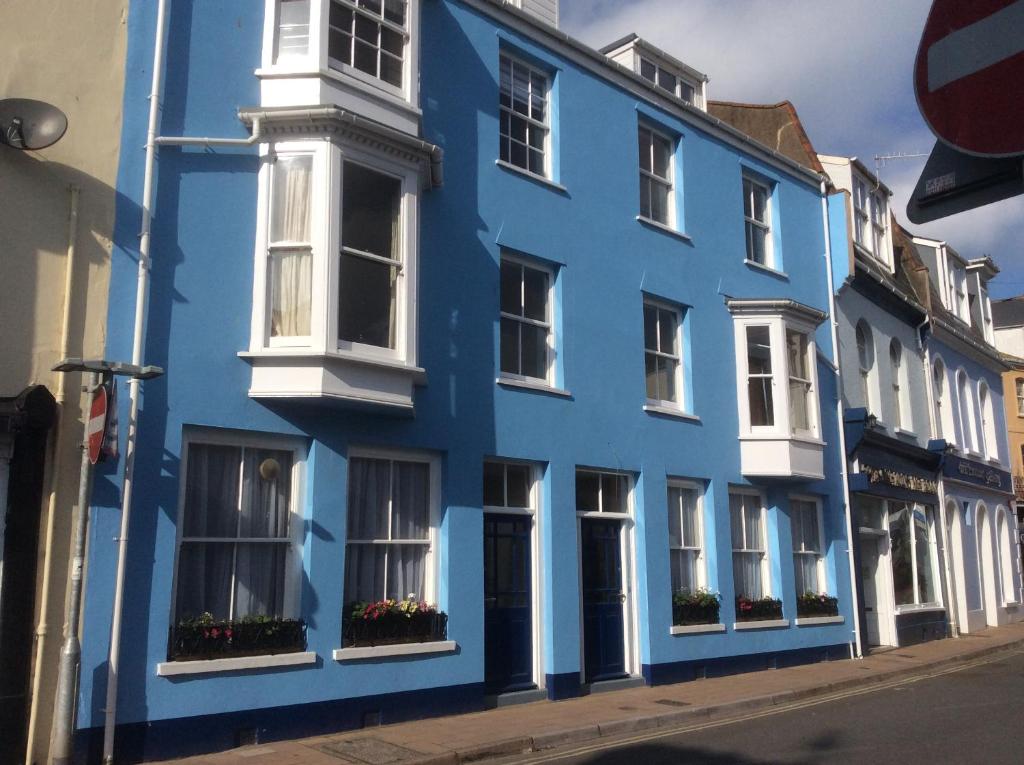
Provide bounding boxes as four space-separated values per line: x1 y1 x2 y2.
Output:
151 622 1024 765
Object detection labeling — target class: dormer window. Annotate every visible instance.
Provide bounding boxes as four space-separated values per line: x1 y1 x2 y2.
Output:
638 56 700 106
853 176 889 267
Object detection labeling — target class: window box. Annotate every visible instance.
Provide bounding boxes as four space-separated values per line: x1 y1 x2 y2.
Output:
735 596 782 622
342 599 448 647
167 615 307 662
672 589 720 626
796 593 839 618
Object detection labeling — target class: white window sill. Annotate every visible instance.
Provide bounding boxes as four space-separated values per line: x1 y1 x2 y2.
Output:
743 259 788 280
1003 601 1020 609
240 348 424 378
670 623 725 635
254 65 421 117
894 605 945 615
794 615 844 626
894 427 918 438
497 377 572 398
495 160 568 193
643 404 701 422
733 619 789 630
739 433 825 446
156 651 318 677
333 640 457 662
635 216 692 244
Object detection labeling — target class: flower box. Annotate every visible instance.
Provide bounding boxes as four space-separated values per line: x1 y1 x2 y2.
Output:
735 596 783 622
672 589 721 626
796 593 839 618
343 599 448 647
168 614 306 661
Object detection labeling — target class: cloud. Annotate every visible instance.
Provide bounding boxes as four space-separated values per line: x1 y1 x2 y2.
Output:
560 0 1023 296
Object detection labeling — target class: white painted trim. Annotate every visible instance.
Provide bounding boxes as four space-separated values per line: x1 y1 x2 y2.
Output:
495 159 568 193
744 259 788 280
670 623 725 635
635 216 692 244
156 651 317 677
794 615 844 626
496 377 572 398
733 619 789 630
332 640 457 661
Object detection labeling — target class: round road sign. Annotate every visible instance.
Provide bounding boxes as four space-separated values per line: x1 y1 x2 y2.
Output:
88 384 108 465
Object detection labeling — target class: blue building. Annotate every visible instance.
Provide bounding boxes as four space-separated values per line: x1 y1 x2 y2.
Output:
78 1 855 760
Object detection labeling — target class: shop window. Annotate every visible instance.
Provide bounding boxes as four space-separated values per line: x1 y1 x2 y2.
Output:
888 503 938 608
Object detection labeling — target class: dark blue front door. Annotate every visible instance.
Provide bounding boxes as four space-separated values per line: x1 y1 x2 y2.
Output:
581 518 626 683
484 514 534 694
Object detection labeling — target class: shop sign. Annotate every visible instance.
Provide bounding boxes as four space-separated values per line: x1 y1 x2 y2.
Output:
861 464 938 495
942 454 1011 492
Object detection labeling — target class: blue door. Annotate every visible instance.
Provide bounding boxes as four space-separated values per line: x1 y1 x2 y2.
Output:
484 514 534 694
581 518 626 683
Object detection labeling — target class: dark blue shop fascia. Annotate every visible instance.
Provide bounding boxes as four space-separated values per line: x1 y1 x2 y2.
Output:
941 454 1012 495
844 410 942 506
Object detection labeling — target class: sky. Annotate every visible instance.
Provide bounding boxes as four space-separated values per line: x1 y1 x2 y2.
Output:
559 0 1024 298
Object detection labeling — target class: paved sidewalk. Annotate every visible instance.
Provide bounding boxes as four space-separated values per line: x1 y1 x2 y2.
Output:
154 623 1024 765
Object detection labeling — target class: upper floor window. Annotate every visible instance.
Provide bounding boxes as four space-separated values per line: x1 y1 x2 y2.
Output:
327 0 408 88
638 56 699 106
855 321 875 413
932 358 946 440
638 125 674 226
889 340 906 430
643 298 683 409
173 434 303 624
787 330 813 434
742 175 772 267
268 154 314 339
500 254 553 384
499 54 549 178
979 382 998 461
790 496 824 596
946 261 969 321
853 177 888 265
738 320 819 437
667 481 704 594
1016 378 1024 417
730 490 769 600
745 325 774 427
981 286 994 343
957 369 977 453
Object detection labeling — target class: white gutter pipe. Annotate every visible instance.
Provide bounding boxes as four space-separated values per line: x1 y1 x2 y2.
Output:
102 0 169 760
24 184 78 765
820 180 864 659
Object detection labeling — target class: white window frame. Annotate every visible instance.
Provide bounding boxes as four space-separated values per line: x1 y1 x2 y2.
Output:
789 495 825 596
169 429 307 625
667 479 705 594
996 507 1019 605
1015 378 1024 418
786 328 814 436
889 339 909 432
852 175 891 268
636 55 701 107
344 446 441 606
931 357 947 440
729 488 770 600
978 380 999 462
637 124 675 228
887 502 942 611
498 52 550 179
742 174 773 268
250 139 420 367
642 297 684 410
855 321 876 414
499 251 555 386
956 368 979 454
981 286 994 343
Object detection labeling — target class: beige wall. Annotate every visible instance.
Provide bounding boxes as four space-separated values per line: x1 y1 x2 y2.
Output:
1001 368 1024 482
0 1 128 761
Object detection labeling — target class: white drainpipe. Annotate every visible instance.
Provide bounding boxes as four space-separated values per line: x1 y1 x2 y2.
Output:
820 179 863 659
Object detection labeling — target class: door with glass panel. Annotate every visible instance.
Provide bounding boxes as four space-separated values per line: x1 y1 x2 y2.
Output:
483 514 533 694
860 533 883 646
581 518 626 683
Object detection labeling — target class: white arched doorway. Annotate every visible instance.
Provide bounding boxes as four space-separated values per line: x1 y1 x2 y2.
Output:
976 504 999 626
996 507 1019 607
946 499 969 633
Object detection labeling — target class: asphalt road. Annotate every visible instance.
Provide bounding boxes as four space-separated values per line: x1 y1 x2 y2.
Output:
519 649 1024 765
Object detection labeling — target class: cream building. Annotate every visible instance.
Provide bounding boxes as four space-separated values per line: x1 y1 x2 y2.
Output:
0 2 128 761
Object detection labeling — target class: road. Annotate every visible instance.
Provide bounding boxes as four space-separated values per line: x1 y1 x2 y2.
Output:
511 649 1024 764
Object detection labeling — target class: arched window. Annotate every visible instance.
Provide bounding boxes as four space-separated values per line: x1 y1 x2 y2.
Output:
979 382 997 461
890 339 904 429
957 369 977 452
932 358 945 439
1015 378 1024 417
855 321 874 413
997 508 1018 604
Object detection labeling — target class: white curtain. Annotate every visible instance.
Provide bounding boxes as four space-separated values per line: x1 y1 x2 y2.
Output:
235 449 292 617
270 155 313 337
271 249 312 336
733 552 762 600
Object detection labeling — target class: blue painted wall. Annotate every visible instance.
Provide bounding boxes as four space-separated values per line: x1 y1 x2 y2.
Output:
82 0 854 746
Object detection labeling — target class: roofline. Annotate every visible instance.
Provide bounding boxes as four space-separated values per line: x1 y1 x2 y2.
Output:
707 100 825 174
817 154 893 197
598 33 709 83
931 316 1010 370
464 0 826 188
725 298 828 325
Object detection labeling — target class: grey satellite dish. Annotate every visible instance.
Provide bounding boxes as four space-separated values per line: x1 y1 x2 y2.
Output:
0 98 68 150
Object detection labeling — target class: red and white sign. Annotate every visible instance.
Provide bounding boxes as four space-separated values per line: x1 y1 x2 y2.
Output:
914 0 1024 157
88 384 108 465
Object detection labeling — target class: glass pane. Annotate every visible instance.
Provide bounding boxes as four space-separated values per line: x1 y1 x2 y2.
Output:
657 69 676 93
914 507 936 603
330 2 353 31
746 223 765 264
338 253 396 348
528 148 545 176
234 543 287 618
380 51 403 86
643 303 658 351
658 356 676 403
679 81 695 104
500 259 521 315
510 139 527 170
344 543 386 604
342 162 401 258
175 542 234 620
679 550 697 592
329 29 352 64
733 551 762 599
383 0 406 25
276 0 311 63
680 488 699 547
270 248 312 337
522 265 548 321
745 501 763 551
652 134 671 179
505 463 531 508
639 176 652 220
787 331 807 379
520 323 547 379
749 375 774 427
794 553 818 596
651 181 669 225
638 127 651 172
602 473 628 513
746 326 772 374
183 444 241 538
729 494 744 547
645 353 658 400
239 448 293 538
658 308 676 353
500 317 520 375
667 487 683 547
347 456 391 540
790 380 809 431
354 13 378 43
483 461 504 506
510 112 528 143
529 71 547 117
889 504 914 605
386 544 425 600
639 57 656 82
499 56 512 105
392 461 429 540
751 183 767 222
380 26 403 55
353 38 377 76
670 549 683 593
576 471 600 512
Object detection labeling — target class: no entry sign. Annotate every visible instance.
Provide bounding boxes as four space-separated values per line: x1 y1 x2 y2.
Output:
88 383 108 465
914 0 1024 157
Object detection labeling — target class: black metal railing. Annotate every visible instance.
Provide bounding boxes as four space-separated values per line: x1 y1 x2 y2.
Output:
168 616 307 661
343 611 448 647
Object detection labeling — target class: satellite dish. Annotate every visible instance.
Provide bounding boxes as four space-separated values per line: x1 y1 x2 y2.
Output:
0 98 68 151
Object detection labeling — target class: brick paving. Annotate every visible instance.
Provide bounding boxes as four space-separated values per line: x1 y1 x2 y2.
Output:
149 622 1024 765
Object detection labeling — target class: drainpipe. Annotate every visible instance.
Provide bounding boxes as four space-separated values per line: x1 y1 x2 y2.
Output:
820 179 863 659
24 184 78 765
101 0 169 761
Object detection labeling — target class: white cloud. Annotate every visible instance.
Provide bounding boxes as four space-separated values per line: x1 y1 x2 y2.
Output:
560 0 1024 296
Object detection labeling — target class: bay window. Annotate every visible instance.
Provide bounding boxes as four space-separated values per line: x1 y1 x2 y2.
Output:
746 326 774 427
269 154 314 340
